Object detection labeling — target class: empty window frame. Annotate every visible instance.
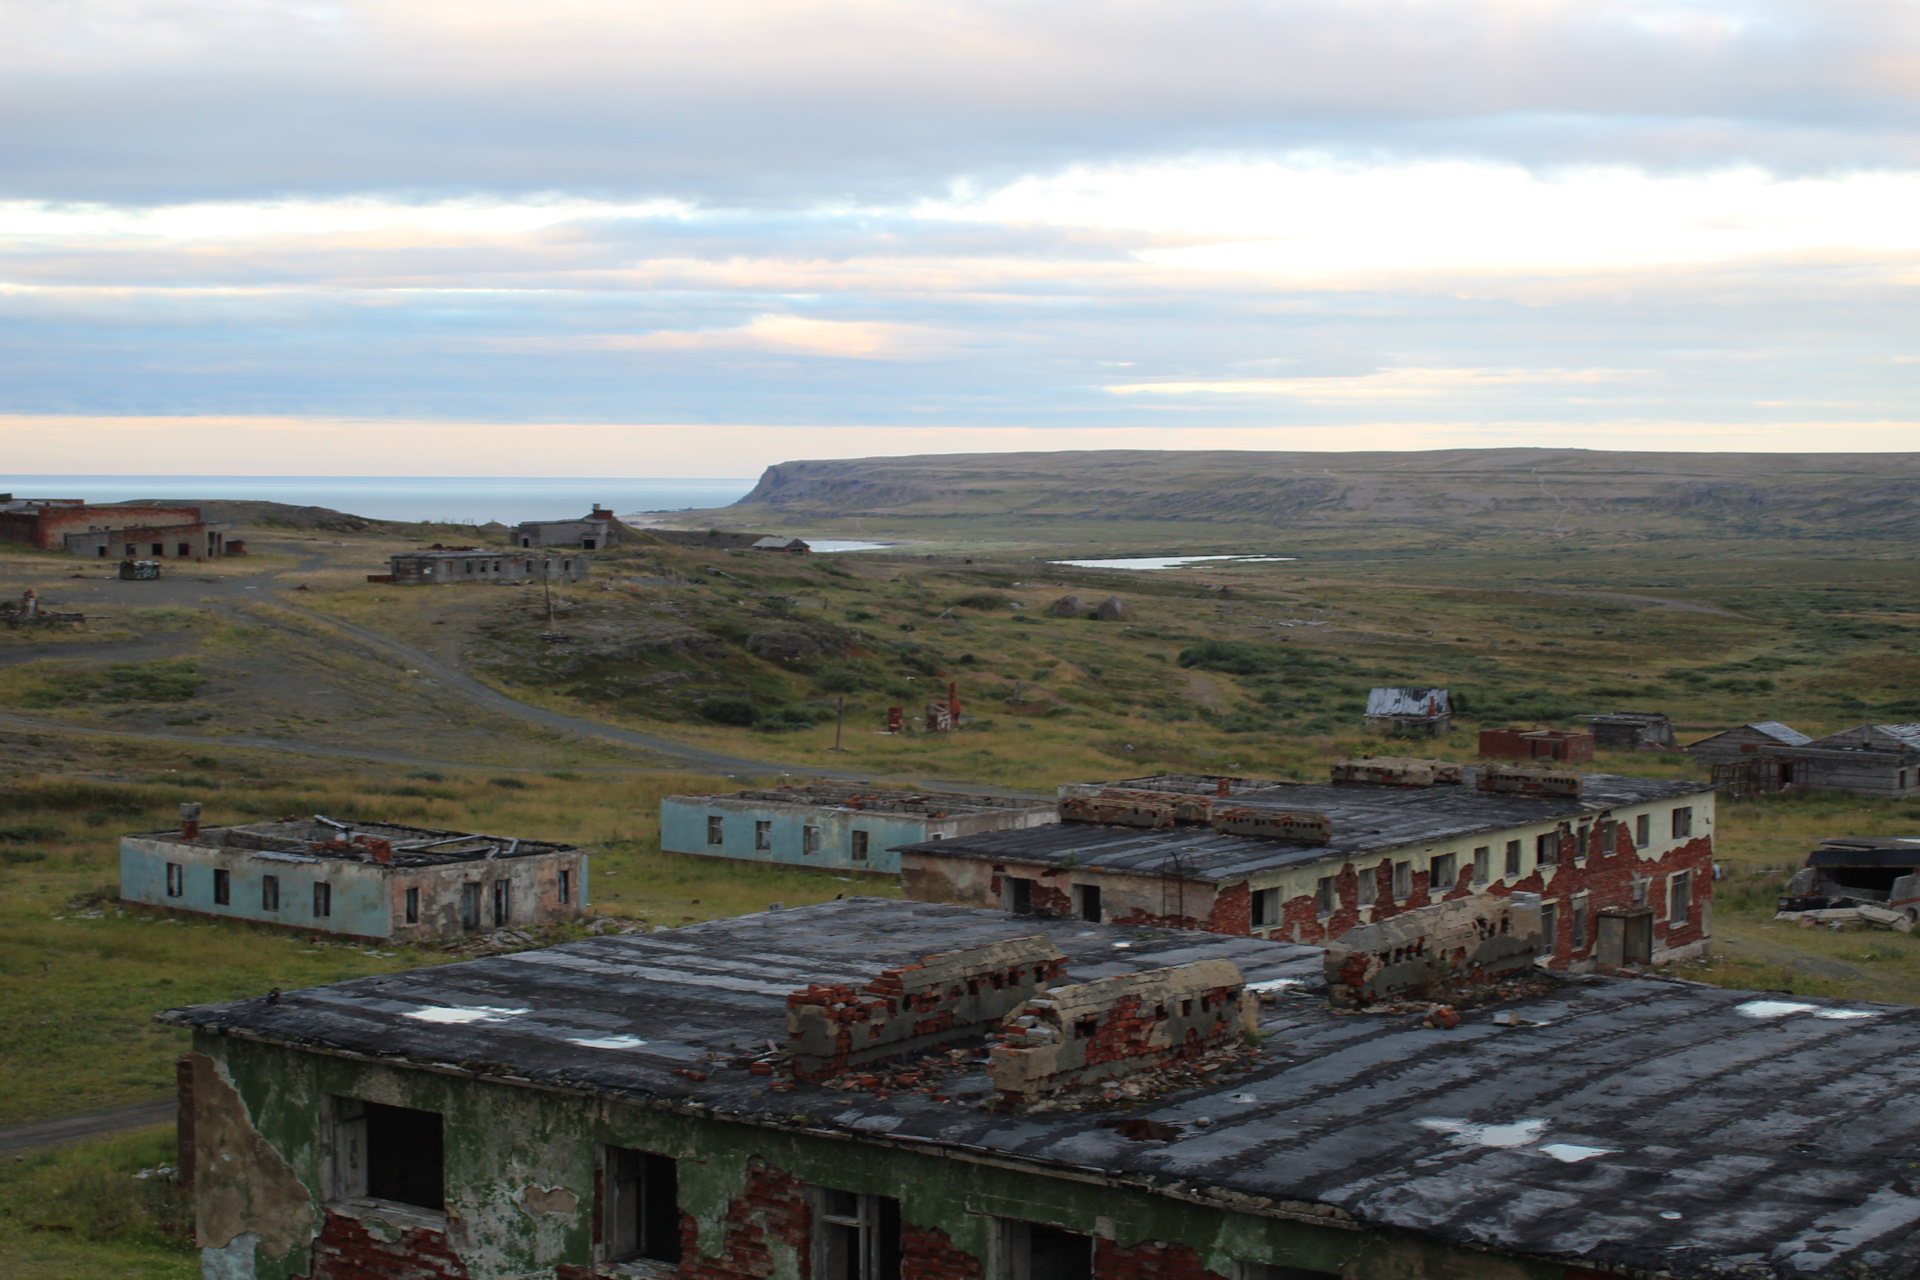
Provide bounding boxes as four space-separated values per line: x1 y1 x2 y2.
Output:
1671 806 1694 839
557 869 571 905
1391 861 1411 901
1669 871 1691 927
1472 846 1490 884
851 830 870 862
707 816 725 846
330 1097 445 1211
997 1219 1092 1280
1540 900 1558 955
149 542 163 556
1249 886 1282 927
165 862 184 898
1571 894 1589 951
1356 865 1377 908
492 879 510 926
1429 853 1457 893
1074 883 1102 923
404 886 420 924
460 882 481 931
314 881 332 919
177 542 190 557
213 868 231 906
261 875 280 912
755 820 772 851
1536 831 1561 866
604 1146 682 1264
1314 876 1336 917
1006 876 1035 915
812 1187 901 1280
803 825 822 855
1504 839 1522 878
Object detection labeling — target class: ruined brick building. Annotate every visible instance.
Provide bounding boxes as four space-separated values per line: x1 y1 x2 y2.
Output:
896 763 1715 970
0 493 230 561
121 807 586 941
165 898 1920 1280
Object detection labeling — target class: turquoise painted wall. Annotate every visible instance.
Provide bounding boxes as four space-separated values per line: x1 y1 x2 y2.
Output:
660 798 932 874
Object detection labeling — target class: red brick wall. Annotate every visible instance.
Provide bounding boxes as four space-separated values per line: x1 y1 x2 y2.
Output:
1095 1237 1229 1280
676 1159 811 1280
26 504 202 550
309 1207 471 1280
904 1221 986 1280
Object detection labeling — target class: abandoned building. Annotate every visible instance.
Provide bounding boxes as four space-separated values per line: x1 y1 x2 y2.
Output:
660 784 1056 874
750 536 812 553
1588 710 1675 750
120 806 586 942
1477 727 1595 763
385 549 590 586
897 763 1715 970
1781 838 1920 923
1685 720 1813 762
0 494 230 560
164 896 1920 1280
515 508 619 550
1695 723 1920 798
1362 686 1451 736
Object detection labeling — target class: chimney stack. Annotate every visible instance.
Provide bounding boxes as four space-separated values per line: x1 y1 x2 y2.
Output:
365 838 393 864
179 801 202 840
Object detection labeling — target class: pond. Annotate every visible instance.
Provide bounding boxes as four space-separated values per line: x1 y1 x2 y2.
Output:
1049 553 1298 571
808 540 898 553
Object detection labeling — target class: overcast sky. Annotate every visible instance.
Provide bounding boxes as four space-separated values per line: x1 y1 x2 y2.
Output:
5 0 1919 475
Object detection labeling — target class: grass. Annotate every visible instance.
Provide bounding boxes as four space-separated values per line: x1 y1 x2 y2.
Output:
0 1127 195 1279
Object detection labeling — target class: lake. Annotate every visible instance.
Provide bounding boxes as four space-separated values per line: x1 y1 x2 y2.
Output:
1050 553 1298 571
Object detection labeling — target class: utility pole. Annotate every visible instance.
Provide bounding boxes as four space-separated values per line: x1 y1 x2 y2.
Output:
830 696 846 751
543 556 555 628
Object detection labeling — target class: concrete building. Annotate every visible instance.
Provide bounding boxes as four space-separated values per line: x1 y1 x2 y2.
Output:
1588 710 1675 749
515 508 618 550
120 807 586 942
1362 686 1450 736
897 763 1715 970
164 896 1920 1280
385 548 590 586
0 494 229 561
1783 837 1920 922
660 784 1057 874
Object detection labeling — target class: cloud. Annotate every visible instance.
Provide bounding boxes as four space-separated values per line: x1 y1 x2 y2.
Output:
1104 368 1642 401
498 315 967 361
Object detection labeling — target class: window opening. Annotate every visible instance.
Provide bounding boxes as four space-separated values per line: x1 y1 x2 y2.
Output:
165 863 183 898
1391 861 1411 900
1250 886 1281 927
1314 876 1336 916
1504 839 1522 877
1074 883 1102 923
1540 901 1557 955
1429 853 1456 893
998 1219 1092 1280
803 825 821 855
851 830 870 862
812 1187 901 1280
262 875 280 912
404 886 419 923
707 815 725 846
1572 895 1589 951
460 882 480 931
755 820 772 851
1672 806 1693 839
557 869 571 905
1356 867 1377 907
1669 872 1691 927
1007 877 1034 915
213 868 230 906
314 881 332 918
492 879 510 926
605 1147 682 1264
332 1098 444 1210
1536 831 1561 866
1472 846 1490 884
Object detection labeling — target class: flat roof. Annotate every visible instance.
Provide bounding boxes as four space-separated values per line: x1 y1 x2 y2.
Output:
902 768 1712 881
140 818 578 867
159 898 1920 1278
679 784 1053 818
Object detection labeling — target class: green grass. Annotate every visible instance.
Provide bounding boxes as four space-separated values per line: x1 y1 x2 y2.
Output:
0 1127 195 1279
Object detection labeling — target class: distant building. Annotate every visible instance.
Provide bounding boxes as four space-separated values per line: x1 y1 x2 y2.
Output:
1589 710 1675 750
1686 721 1814 763
385 548 589 585
1363 686 1451 736
0 494 230 561
750 536 811 554
897 764 1715 970
1478 727 1595 763
661 784 1056 874
514 507 618 550
121 807 585 941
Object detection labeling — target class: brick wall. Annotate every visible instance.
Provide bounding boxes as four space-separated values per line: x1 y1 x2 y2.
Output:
1095 1236 1229 1280
27 504 203 551
309 1207 472 1280
904 1221 986 1280
677 1160 811 1280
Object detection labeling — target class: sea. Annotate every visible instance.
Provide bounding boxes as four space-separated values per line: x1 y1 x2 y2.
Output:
0 476 759 527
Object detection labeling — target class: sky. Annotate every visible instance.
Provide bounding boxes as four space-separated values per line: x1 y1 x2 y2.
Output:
5 0 1920 476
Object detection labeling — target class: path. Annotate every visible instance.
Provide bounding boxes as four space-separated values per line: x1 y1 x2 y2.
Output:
0 1099 176 1155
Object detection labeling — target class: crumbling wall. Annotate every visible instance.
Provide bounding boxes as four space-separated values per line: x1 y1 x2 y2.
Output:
310 1207 472 1279
1477 764 1582 797
1210 807 1330 843
186 1052 318 1267
787 936 1068 1080
989 960 1255 1104
1324 894 1543 1007
1059 794 1176 829
1330 758 1462 787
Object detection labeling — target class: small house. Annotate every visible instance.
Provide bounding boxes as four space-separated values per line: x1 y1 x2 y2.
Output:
514 507 618 550
1363 686 1451 736
1478 727 1595 763
1684 721 1812 763
1589 710 1675 749
750 536 811 554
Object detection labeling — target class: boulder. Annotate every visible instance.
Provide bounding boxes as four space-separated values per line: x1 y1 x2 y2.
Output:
1092 595 1128 620
1049 595 1084 617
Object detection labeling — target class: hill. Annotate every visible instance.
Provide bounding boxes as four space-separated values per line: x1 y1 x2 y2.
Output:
729 448 1920 551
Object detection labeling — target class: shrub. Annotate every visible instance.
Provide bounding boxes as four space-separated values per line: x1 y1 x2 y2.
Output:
488 776 529 790
698 695 760 726
0 822 63 842
3 849 48 864
1177 641 1291 675
815 664 869 694
407 770 448 782
951 593 1013 610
